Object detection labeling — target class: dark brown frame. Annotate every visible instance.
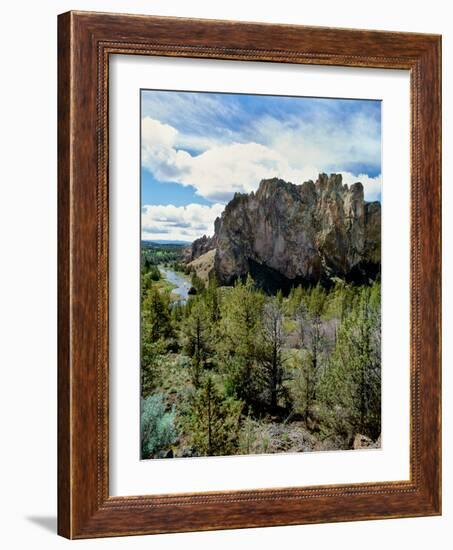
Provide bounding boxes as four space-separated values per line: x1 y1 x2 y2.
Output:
58 10 441 539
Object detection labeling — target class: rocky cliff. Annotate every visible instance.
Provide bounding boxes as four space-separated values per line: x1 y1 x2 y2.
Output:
189 174 381 291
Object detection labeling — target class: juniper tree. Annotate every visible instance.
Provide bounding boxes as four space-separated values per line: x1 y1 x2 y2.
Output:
182 298 212 387
319 283 381 440
141 287 175 395
293 294 326 423
140 338 165 397
189 375 242 456
142 286 174 344
219 275 265 408
205 274 221 324
259 298 286 413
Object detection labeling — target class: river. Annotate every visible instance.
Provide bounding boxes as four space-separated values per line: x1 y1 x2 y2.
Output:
159 267 191 304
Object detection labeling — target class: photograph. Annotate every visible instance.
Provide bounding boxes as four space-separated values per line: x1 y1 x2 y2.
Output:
140 90 382 459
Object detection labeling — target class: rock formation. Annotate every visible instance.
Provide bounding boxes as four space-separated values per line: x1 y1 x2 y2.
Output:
183 232 217 263
188 174 381 291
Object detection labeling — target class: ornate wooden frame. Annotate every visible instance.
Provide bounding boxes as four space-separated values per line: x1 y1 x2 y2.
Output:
58 11 442 539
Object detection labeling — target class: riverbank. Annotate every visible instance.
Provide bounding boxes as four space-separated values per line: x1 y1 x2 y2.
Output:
159 266 191 303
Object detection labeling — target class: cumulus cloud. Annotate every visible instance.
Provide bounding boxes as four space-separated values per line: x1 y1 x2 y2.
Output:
142 203 224 242
251 112 381 173
141 116 381 205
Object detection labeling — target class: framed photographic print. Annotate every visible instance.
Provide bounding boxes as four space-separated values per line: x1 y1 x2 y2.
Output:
58 11 441 538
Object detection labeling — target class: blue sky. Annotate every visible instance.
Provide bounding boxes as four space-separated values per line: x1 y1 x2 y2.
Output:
141 90 381 242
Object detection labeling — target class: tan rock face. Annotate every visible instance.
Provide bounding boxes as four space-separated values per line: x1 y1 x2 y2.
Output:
189 174 381 288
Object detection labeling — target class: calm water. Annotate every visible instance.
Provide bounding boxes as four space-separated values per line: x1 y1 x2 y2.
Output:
159 268 191 303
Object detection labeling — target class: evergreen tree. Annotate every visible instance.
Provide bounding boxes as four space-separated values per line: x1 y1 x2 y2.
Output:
189 375 242 456
286 284 305 317
148 265 161 281
219 275 265 408
141 339 165 397
141 287 175 396
205 274 221 323
190 272 205 294
170 300 184 324
142 286 174 344
293 296 326 423
182 298 212 387
306 283 327 318
259 298 286 412
319 284 381 439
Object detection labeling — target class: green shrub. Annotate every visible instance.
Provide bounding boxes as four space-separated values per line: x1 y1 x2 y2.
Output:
141 393 177 458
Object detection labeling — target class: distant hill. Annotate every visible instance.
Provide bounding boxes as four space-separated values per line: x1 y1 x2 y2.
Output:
186 173 381 292
142 240 191 246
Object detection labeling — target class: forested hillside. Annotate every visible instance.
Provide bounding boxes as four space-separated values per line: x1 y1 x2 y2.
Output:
140 246 381 459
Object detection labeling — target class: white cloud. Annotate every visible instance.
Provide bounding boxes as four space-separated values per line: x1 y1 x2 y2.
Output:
341 172 382 202
141 115 381 205
141 118 192 181
251 112 381 172
180 142 288 202
142 203 224 242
